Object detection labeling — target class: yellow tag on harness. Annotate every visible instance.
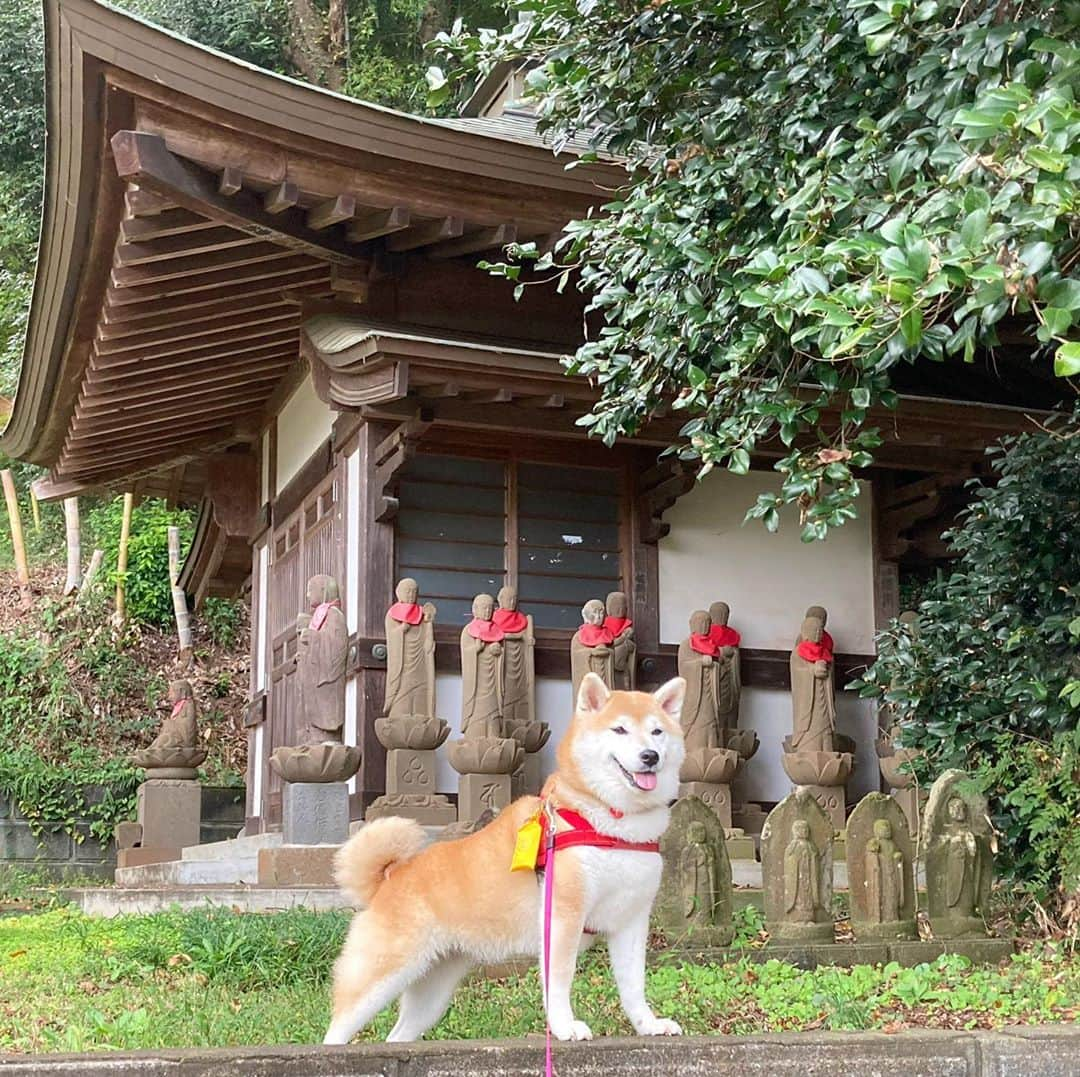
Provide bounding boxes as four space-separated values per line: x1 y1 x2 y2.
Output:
510 814 543 872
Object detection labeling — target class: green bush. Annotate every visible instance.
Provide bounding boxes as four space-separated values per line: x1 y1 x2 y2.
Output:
86 497 195 628
855 405 1080 904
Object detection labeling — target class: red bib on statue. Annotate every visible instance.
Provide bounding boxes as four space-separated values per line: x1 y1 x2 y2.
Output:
492 608 528 634
578 624 613 647
466 618 504 643
388 602 423 625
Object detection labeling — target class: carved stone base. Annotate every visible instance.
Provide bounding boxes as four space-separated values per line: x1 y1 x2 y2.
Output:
270 743 362 784
137 779 200 850
793 783 846 831
853 918 918 943
523 753 544 797
438 809 497 843
366 793 457 825
258 844 338 887
931 915 988 940
458 773 512 823
116 846 182 872
732 803 768 836
679 781 732 829
141 767 199 780
385 749 439 796
767 920 835 945
282 781 349 845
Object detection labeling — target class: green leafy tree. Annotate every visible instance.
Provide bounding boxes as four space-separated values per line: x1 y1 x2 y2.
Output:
433 0 1080 540
855 407 1080 905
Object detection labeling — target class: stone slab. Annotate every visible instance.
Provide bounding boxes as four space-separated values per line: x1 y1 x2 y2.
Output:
115 856 258 888
725 834 756 860
366 793 457 825
763 942 891 968
70 885 350 916
889 938 1015 966
458 772 512 822
282 781 349 845
257 844 339 887
116 846 182 871
181 831 282 861
137 779 201 850
9 1029 1080 1076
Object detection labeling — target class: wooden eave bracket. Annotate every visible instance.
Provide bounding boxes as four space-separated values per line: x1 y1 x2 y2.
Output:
638 457 696 545
111 131 363 266
373 415 432 522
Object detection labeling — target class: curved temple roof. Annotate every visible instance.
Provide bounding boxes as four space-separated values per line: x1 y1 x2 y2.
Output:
1 0 619 497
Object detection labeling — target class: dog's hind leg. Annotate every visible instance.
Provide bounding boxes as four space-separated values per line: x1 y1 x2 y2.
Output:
386 954 473 1042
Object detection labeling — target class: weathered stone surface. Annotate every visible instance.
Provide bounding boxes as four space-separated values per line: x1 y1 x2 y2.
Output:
137 779 201 850
0 824 71 862
365 792 456 825
114 821 142 850
888 938 1015 966
679 780 733 829
761 790 834 944
847 793 917 942
457 772 512 822
257 844 338 887
281 781 349 846
385 748 438 795
116 846 182 871
655 796 733 946
724 830 756 861
10 1028 1080 1076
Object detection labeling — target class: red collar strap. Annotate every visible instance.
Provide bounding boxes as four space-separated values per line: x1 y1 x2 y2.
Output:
535 807 660 870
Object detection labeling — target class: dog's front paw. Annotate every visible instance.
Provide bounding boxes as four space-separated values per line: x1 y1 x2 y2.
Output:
636 1016 683 1036
550 1019 593 1041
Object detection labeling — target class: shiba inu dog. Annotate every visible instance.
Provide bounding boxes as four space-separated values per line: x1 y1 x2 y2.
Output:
323 672 687 1044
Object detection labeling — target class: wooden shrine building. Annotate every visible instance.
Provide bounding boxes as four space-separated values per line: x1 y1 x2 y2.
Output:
3 0 1060 831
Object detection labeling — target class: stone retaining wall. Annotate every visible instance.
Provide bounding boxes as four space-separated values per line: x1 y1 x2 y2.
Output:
0 1027 1076 1075
0 786 245 881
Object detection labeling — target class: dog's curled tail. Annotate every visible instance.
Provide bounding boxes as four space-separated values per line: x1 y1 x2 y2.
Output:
334 816 426 907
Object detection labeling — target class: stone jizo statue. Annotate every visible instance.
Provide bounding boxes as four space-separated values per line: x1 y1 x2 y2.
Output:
784 819 821 921
681 820 720 924
493 585 534 725
942 798 986 917
790 615 836 754
678 610 721 752
460 593 505 739
296 573 347 746
384 578 436 720
866 819 904 924
846 792 916 940
707 600 741 730
571 598 614 700
131 679 207 778
604 591 636 690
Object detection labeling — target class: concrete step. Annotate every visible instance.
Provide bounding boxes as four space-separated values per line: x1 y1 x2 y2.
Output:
69 885 351 916
115 856 259 889
181 831 282 861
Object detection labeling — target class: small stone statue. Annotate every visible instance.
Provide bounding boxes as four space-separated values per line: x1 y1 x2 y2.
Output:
790 615 836 753
493 586 534 725
761 790 834 943
131 679 207 778
604 591 636 690
867 819 904 923
708 601 741 730
925 770 993 938
784 819 821 920
796 604 834 652
681 820 720 924
678 610 721 751
384 578 436 720
570 599 614 700
460 593 505 738
295 573 347 746
846 792 916 940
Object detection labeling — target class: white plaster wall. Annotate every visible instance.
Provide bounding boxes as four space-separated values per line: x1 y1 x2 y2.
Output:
659 470 879 803
275 375 333 492
434 674 574 794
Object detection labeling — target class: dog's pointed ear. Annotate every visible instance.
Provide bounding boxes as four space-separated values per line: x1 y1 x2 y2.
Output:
653 677 686 722
577 672 610 715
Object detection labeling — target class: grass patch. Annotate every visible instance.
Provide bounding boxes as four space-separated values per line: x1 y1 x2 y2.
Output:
1 907 1079 1053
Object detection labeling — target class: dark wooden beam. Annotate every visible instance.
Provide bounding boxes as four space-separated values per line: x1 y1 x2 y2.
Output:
307 194 356 231
386 216 464 253
124 187 175 217
111 132 363 265
347 206 411 243
114 227 259 267
427 223 517 260
120 208 219 242
263 181 300 214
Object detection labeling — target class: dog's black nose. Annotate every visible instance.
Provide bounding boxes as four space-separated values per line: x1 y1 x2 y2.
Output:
639 749 659 768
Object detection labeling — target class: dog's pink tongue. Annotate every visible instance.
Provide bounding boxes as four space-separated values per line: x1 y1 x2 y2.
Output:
634 771 658 791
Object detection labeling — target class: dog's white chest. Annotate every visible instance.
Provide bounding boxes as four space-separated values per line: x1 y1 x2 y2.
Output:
575 848 663 934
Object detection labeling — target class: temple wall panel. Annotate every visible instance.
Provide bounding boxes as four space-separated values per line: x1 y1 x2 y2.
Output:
275 376 333 493
658 471 879 803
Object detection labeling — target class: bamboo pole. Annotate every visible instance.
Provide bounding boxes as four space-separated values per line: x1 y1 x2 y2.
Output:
1 469 30 588
79 548 104 601
62 497 82 595
114 492 134 623
29 487 41 533
167 525 193 660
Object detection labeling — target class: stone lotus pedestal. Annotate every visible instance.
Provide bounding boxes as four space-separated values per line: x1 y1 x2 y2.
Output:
268 743 361 848
877 739 924 839
366 717 456 826
130 746 206 781
447 736 524 823
679 747 740 829
506 719 551 799
781 735 855 832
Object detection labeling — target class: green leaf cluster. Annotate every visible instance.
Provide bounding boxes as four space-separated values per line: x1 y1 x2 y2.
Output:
855 405 1080 903
435 0 1080 537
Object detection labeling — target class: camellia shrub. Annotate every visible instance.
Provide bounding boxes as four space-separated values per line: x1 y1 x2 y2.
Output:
856 405 1080 908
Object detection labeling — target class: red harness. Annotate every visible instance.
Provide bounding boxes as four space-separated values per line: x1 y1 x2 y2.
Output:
534 807 660 871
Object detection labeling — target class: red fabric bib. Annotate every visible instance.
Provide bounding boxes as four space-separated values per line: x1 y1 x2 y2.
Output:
603 616 633 638
535 808 660 871
310 598 341 631
169 699 187 719
821 629 835 652
797 639 833 663
492 608 529 634
689 633 717 656
467 618 504 643
388 602 423 625
709 624 741 648
578 624 614 647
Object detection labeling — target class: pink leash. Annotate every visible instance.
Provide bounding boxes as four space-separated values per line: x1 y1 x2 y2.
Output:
541 818 556 1077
